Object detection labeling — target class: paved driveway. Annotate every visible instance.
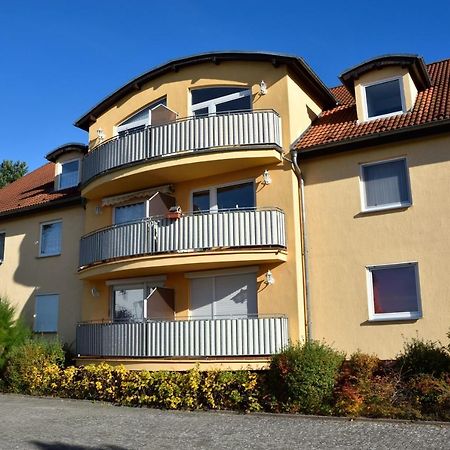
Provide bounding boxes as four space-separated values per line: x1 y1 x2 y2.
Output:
0 394 448 449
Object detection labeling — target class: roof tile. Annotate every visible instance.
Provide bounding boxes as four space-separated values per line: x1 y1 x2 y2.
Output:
294 58 450 151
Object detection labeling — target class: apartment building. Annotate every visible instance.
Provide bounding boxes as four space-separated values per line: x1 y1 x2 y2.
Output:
1 52 448 367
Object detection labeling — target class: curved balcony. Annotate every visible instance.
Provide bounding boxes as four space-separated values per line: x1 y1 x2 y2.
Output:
81 110 282 197
79 208 286 269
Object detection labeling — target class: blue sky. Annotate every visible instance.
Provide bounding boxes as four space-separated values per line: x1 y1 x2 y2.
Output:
1 0 449 171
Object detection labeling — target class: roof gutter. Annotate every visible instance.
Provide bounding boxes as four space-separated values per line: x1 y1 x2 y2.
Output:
0 196 84 220
299 118 450 159
290 149 313 341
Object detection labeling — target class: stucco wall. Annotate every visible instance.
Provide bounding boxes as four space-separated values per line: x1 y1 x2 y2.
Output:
301 133 450 358
0 205 84 347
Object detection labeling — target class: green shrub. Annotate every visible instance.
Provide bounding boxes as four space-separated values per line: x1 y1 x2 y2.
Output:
396 338 450 379
5 337 65 394
0 297 30 375
268 341 344 414
407 374 450 421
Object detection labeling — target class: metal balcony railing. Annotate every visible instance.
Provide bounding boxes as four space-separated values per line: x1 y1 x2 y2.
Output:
76 315 288 358
81 110 282 185
79 208 286 268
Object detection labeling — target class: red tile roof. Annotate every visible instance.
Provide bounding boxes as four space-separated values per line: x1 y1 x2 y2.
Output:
294 58 450 152
0 163 80 217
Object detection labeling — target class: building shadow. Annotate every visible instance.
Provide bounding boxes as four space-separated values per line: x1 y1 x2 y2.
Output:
30 441 127 450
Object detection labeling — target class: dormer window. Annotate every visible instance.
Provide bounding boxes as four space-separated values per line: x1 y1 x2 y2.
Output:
58 159 80 190
363 77 406 120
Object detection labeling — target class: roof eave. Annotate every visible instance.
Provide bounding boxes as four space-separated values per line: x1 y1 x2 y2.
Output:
74 51 337 131
296 119 450 159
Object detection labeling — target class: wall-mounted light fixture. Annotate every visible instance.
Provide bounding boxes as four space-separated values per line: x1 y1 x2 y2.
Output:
259 80 267 95
262 169 272 185
265 270 275 285
97 128 105 142
95 205 103 215
91 287 100 298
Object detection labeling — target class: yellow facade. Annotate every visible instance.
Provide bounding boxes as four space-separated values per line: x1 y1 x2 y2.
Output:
301 133 450 358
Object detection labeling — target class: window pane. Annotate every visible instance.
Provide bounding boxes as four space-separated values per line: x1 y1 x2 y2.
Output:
363 160 410 208
114 202 146 224
216 96 251 114
34 294 59 332
193 107 209 117
192 87 248 105
60 160 79 189
41 222 62 255
0 233 4 262
366 80 403 117
193 191 210 212
372 265 419 314
217 182 254 210
113 287 145 321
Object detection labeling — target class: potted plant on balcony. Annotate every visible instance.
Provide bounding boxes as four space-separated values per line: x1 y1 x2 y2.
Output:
166 206 182 219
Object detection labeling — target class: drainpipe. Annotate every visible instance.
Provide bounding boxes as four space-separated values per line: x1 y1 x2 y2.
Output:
290 149 313 341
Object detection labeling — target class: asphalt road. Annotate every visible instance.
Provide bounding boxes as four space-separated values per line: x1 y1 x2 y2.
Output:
0 394 449 449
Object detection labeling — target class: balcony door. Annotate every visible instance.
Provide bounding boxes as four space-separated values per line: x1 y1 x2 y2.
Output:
190 271 257 319
191 87 251 116
192 181 255 212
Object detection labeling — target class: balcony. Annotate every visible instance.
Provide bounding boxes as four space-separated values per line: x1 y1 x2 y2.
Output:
81 110 282 198
79 208 286 271
76 316 288 358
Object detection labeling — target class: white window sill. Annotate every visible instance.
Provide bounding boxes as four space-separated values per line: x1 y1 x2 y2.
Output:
368 312 422 322
361 110 406 123
361 202 411 214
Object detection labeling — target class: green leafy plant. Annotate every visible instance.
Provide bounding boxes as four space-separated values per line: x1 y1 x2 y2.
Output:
5 337 65 394
0 297 30 375
268 341 344 414
396 338 450 379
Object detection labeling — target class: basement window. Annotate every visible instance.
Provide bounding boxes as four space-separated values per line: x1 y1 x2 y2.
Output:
363 78 406 120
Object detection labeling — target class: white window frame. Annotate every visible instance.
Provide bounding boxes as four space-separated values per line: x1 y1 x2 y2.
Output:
110 277 166 321
56 158 81 190
361 76 406 121
34 293 59 333
0 231 5 264
190 179 256 212
359 157 412 213
366 262 422 322
39 220 62 257
190 87 252 115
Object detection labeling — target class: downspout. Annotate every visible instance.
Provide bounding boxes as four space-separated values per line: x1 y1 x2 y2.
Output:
290 149 313 341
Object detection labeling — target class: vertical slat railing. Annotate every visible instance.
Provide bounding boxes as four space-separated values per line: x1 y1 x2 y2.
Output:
79 209 286 267
76 317 288 358
81 111 281 185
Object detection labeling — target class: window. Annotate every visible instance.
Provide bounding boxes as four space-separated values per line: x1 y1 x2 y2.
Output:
114 202 147 224
191 87 251 116
189 269 257 319
58 159 80 190
363 78 405 120
34 294 59 332
111 278 171 322
117 97 167 134
360 158 411 211
192 181 255 212
39 220 62 256
0 232 4 263
367 263 421 321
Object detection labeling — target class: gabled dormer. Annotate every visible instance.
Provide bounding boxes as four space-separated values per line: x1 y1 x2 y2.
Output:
339 54 431 123
46 143 88 191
